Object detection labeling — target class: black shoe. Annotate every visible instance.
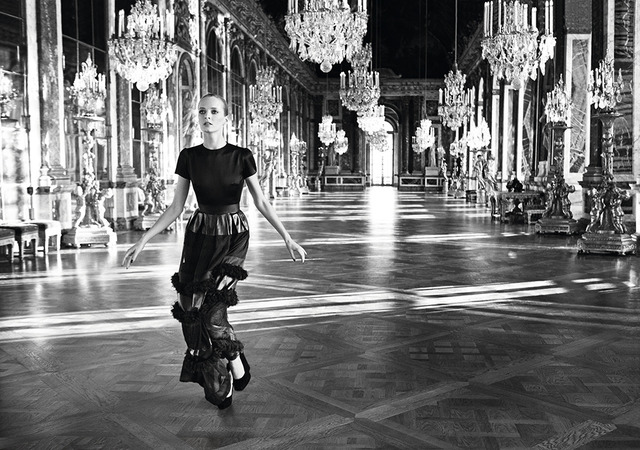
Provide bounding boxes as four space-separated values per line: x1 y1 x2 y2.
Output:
217 393 232 410
233 352 251 391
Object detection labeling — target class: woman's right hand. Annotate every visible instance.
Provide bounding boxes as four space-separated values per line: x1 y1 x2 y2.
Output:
122 240 146 269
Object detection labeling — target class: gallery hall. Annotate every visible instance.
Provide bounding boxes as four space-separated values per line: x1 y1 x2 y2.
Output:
1 0 639 448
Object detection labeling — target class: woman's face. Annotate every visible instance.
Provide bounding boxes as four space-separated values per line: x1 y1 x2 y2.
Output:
197 96 227 134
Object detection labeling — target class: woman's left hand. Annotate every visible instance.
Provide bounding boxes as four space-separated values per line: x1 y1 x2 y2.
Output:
286 239 307 263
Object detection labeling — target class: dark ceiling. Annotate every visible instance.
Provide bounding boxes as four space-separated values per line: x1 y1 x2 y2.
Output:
257 0 485 79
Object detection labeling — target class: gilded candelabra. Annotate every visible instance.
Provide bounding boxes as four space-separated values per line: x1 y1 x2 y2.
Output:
578 59 635 254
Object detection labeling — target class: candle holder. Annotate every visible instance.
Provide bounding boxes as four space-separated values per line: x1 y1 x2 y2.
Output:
577 111 636 255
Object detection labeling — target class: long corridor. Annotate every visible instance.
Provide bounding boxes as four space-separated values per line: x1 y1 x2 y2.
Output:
1 188 639 449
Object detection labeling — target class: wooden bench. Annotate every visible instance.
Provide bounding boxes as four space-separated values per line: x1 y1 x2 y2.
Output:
0 228 15 262
0 223 39 260
27 220 62 255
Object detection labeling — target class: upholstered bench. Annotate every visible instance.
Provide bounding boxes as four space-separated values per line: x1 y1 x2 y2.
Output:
0 223 39 260
0 228 15 262
27 220 62 255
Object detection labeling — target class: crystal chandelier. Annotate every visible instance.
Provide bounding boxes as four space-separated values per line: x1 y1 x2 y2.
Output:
142 85 170 129
339 43 380 113
318 114 337 146
249 67 283 126
588 56 625 112
68 54 107 117
545 75 572 124
438 67 472 129
263 124 280 148
481 0 556 89
466 116 491 150
334 129 349 155
109 0 177 92
0 70 18 118
357 104 385 133
285 0 368 73
412 119 435 153
367 129 388 152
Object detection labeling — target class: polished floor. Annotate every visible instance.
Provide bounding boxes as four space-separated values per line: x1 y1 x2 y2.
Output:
1 187 639 449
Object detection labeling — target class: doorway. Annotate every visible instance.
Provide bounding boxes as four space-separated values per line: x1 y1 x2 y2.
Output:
369 121 394 185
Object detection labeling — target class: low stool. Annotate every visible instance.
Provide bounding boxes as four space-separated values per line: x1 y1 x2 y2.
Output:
0 228 15 262
27 220 62 255
0 223 39 260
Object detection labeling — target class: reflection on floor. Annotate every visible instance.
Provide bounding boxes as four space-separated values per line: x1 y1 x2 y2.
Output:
1 187 639 449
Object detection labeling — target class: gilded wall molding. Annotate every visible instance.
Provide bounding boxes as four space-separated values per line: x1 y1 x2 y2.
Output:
203 0 318 91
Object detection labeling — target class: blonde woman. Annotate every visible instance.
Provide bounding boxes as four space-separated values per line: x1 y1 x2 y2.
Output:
122 94 306 409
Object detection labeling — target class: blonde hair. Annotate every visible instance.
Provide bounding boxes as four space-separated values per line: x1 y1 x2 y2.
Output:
199 93 229 116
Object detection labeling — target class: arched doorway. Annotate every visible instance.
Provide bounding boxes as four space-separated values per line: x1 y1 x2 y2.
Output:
369 121 394 186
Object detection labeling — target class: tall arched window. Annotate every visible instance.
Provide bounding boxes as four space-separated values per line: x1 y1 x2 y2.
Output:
206 31 223 96
229 48 244 146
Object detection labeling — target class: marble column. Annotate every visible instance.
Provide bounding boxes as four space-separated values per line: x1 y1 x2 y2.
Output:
114 76 137 230
36 0 67 184
401 98 410 175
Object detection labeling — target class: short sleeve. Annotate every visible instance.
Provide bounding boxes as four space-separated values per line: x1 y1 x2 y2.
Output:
242 149 257 179
175 149 190 180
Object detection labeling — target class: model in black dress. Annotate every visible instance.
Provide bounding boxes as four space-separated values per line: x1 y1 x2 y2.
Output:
122 94 306 409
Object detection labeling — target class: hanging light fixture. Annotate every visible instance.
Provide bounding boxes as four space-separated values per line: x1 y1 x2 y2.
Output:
0 69 18 119
285 0 368 73
466 116 491 151
357 104 385 133
248 66 283 143
68 54 107 117
588 55 625 112
334 129 349 155
413 119 435 153
318 114 337 146
412 0 435 154
339 43 380 113
437 0 472 130
142 85 170 129
367 128 389 152
481 0 556 89
109 0 177 92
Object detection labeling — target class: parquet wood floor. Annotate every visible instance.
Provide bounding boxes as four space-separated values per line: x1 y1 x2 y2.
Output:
1 188 639 449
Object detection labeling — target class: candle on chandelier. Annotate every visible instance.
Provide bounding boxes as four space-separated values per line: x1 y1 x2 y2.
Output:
374 72 379 87
438 88 443 105
549 0 554 34
484 2 488 36
489 1 493 35
531 6 537 31
168 11 175 40
497 0 502 31
118 10 124 37
340 72 345 89
545 0 549 34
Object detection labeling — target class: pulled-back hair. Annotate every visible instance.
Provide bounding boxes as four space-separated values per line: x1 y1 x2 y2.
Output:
199 93 229 116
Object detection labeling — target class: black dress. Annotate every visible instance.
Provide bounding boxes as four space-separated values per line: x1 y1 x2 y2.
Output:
170 143 256 406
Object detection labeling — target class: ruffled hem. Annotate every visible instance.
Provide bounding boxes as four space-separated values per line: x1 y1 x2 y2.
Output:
171 263 248 296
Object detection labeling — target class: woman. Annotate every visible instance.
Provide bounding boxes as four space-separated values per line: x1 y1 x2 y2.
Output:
122 94 306 409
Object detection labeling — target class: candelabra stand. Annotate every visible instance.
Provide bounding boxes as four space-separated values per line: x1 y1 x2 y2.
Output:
578 111 636 254
62 117 116 248
134 128 169 230
535 123 580 234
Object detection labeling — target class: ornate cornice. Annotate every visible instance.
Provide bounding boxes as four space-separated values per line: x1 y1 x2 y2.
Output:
380 79 443 100
203 0 319 92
